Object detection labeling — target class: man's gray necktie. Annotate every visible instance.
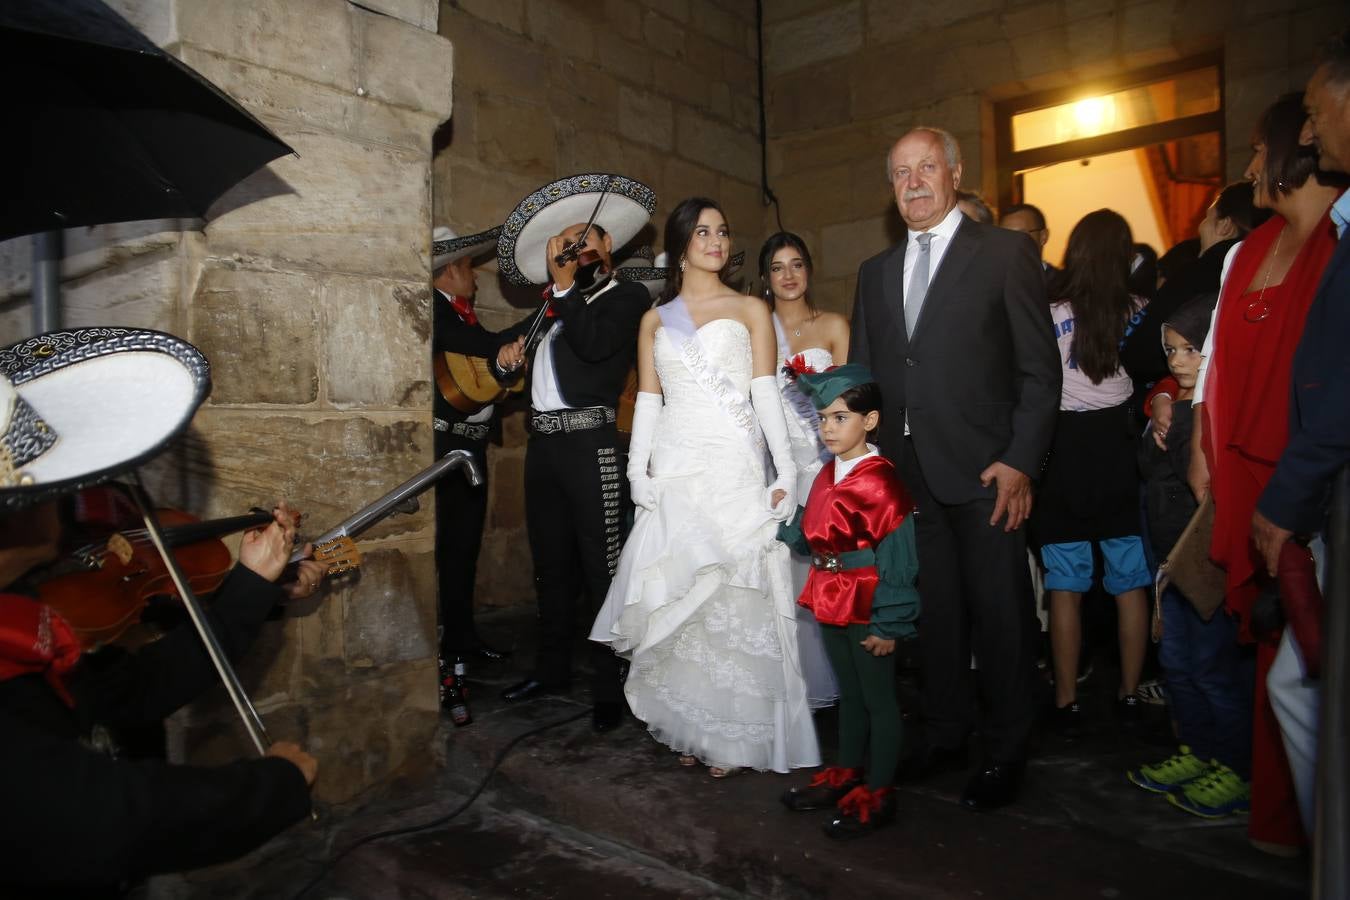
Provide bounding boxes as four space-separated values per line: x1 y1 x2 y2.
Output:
904 232 933 337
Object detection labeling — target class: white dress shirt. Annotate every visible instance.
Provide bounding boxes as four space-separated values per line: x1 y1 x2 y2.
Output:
903 203 966 317
834 445 879 483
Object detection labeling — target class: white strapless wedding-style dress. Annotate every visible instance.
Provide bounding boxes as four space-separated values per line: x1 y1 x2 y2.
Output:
591 319 819 773
776 342 841 709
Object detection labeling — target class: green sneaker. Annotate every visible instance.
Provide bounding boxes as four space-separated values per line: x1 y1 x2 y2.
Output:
1167 762 1250 818
1127 746 1207 794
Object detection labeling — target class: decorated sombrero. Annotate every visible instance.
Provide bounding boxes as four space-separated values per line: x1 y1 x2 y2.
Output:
614 247 666 297
432 225 502 271
614 249 745 296
0 328 211 510
497 174 657 286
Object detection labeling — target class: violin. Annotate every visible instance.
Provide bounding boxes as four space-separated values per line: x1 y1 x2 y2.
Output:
39 509 293 651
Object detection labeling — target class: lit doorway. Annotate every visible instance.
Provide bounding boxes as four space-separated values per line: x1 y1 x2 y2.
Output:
996 56 1224 269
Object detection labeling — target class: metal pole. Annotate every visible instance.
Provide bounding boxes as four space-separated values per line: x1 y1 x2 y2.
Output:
1315 465 1350 899
31 231 62 334
126 477 272 756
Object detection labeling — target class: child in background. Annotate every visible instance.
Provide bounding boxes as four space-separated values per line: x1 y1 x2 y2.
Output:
1128 296 1254 818
775 364 918 840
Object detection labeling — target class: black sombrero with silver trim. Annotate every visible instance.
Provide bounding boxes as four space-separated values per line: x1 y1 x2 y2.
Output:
497 173 657 286
614 249 745 296
0 328 211 510
432 225 502 271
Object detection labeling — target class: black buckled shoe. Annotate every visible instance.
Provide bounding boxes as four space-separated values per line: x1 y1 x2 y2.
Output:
781 766 863 811
822 786 897 840
960 762 1024 811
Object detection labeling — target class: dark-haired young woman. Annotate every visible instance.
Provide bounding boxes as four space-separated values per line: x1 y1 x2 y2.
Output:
592 198 820 777
1032 209 1153 739
760 231 850 709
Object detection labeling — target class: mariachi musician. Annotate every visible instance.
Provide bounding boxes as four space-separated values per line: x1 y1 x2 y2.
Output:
0 328 326 895
430 225 520 674
491 174 656 732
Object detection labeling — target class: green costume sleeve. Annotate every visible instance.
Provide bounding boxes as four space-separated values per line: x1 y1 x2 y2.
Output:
775 506 810 556
870 515 920 640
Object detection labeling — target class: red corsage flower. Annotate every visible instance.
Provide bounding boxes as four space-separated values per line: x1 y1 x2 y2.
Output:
781 353 815 381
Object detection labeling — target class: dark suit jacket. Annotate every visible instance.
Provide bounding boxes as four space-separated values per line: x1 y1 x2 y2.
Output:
850 216 1061 506
1258 228 1350 533
499 279 649 411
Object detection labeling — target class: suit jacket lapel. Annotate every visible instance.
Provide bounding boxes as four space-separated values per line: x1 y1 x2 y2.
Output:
910 217 980 346
881 242 909 352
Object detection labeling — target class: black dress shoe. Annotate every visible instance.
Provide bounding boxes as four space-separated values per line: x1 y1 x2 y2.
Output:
464 639 511 661
500 677 566 702
592 700 624 732
960 763 1024 811
822 786 897 840
898 744 969 782
781 766 863 811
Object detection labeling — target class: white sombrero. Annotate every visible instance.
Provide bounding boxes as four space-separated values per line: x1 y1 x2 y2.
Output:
0 328 211 510
614 249 745 297
497 173 657 286
432 225 502 271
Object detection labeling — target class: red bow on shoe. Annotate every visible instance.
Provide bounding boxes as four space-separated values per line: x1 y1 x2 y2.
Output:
809 766 862 789
447 294 478 326
836 785 892 824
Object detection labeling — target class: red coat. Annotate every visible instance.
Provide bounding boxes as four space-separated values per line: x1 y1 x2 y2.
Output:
797 455 914 628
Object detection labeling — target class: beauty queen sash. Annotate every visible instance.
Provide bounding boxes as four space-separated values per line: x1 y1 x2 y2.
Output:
772 313 820 433
657 297 764 455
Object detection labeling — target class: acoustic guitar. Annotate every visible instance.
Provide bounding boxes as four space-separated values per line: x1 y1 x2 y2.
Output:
433 351 524 415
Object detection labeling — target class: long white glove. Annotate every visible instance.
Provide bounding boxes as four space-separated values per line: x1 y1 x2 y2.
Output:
750 376 797 522
627 391 662 512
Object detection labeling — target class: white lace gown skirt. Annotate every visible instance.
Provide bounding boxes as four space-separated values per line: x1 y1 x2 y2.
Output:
591 321 820 773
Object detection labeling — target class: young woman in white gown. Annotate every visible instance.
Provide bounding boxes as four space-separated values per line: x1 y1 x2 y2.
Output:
591 199 820 776
760 232 851 709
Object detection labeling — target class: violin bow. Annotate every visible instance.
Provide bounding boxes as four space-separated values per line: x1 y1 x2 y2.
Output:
123 476 272 755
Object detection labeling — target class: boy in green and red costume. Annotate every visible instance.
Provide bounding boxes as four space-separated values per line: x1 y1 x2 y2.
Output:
775 364 918 839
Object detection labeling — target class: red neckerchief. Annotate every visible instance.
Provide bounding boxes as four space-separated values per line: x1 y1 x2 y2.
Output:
447 293 478 326
0 594 81 706
542 284 559 318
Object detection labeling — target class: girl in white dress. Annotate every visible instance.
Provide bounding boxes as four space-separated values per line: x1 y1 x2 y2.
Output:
592 199 820 777
760 232 851 709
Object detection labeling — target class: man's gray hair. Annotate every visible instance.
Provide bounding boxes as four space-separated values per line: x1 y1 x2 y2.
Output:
886 126 963 182
1316 27 1350 88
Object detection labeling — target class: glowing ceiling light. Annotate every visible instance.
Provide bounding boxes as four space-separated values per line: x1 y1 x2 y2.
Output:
1073 97 1115 136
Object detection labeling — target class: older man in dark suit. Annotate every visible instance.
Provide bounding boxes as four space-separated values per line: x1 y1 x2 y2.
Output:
850 127 1061 810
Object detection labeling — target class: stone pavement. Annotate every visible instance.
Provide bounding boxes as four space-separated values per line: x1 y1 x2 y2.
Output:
161 605 1311 900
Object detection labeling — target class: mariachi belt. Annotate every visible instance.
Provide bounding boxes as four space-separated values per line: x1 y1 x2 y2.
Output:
529 406 616 436
433 418 490 441
810 547 876 573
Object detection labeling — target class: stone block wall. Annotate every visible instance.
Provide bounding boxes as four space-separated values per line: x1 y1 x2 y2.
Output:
762 0 1347 314
0 0 453 805
432 0 766 610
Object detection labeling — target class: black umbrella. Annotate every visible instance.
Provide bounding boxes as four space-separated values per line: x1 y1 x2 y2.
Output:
0 0 295 242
